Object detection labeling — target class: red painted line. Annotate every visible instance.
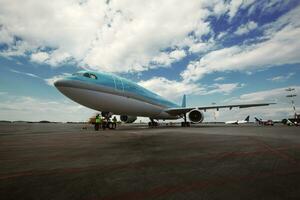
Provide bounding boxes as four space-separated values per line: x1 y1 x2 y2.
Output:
1 143 300 163
0 145 299 180
248 137 298 165
98 167 300 200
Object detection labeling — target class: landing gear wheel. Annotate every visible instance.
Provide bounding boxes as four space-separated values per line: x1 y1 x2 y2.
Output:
108 122 113 129
181 122 190 127
148 118 159 127
148 121 158 127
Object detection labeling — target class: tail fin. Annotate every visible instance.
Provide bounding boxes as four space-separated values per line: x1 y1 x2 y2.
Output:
181 94 186 108
254 117 261 122
245 116 250 122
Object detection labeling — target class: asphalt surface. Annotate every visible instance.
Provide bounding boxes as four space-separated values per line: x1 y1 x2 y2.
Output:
0 122 300 200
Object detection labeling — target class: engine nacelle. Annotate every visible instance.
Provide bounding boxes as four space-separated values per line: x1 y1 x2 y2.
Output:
120 115 137 123
188 109 204 123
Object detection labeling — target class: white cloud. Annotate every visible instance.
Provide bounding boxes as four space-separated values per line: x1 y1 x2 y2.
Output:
0 40 34 57
188 42 213 54
181 6 300 82
138 77 242 102
152 49 186 66
45 73 71 86
227 0 255 20
226 86 300 104
216 86 300 121
0 0 296 76
169 49 186 60
227 0 244 20
30 50 72 66
82 1 211 72
216 32 227 40
0 96 95 122
0 26 14 44
201 0 255 20
138 77 205 102
214 76 225 81
211 1 229 17
267 72 294 82
30 52 50 63
0 0 216 73
234 21 257 35
10 69 40 78
206 83 242 95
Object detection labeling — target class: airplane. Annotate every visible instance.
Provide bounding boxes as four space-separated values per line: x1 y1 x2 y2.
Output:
54 70 275 127
225 116 250 125
255 117 274 126
282 118 299 126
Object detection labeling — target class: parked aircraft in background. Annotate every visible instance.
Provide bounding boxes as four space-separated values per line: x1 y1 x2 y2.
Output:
282 118 299 126
54 70 274 127
255 117 274 126
225 116 250 125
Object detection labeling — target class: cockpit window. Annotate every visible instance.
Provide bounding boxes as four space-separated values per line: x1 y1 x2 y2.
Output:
90 74 97 80
83 72 97 80
83 73 90 78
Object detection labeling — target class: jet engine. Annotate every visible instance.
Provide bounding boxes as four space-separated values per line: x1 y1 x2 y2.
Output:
120 115 137 123
188 109 204 123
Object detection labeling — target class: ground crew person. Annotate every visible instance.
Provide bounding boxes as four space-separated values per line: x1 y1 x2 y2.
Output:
112 116 117 129
95 114 101 131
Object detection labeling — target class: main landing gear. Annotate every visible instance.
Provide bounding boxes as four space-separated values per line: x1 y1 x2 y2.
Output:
181 113 190 127
148 118 159 127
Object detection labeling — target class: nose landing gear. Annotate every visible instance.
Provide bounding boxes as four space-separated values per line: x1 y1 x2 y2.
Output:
148 118 159 127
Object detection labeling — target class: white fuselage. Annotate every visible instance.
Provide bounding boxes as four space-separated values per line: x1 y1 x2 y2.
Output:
225 120 248 124
57 86 177 119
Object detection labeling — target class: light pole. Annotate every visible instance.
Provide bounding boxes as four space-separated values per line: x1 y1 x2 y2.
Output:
285 88 297 118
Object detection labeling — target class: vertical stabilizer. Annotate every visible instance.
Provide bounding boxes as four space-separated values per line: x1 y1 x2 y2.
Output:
245 116 250 122
181 94 186 107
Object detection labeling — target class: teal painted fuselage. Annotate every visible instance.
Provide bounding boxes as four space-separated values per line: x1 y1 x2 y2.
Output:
65 70 180 109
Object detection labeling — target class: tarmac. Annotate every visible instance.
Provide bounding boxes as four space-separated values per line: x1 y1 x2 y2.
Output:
0 122 300 200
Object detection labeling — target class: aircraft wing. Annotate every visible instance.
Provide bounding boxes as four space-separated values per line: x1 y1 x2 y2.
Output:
164 103 275 116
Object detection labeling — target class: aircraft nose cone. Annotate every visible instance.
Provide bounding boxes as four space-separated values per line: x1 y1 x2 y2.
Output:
54 79 73 88
54 79 65 88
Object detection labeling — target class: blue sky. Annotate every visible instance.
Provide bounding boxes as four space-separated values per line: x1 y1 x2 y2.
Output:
0 0 299 122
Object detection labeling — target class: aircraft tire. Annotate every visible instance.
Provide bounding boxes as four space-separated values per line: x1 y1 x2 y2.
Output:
108 123 113 129
148 122 158 127
181 122 190 127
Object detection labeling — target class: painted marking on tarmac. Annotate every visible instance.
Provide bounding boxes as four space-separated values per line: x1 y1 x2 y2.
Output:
248 137 298 165
98 167 300 200
0 146 298 180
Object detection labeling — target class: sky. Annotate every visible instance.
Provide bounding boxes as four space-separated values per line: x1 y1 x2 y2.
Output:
0 0 300 122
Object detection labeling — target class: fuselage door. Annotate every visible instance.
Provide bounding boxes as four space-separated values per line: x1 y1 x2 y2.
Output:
114 76 124 92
